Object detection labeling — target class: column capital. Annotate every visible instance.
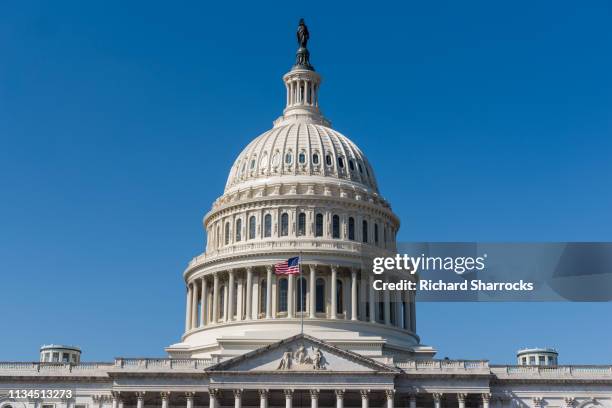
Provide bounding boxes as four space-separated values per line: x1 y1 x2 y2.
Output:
360 390 370 400
284 389 294 398
309 389 320 398
185 392 195 400
209 388 220 398
258 389 269 398
458 394 467 403
160 392 170 400
385 390 395 399
482 394 491 402
266 265 273 273
309 264 317 272
533 398 543 408
233 389 243 398
335 389 345 398
433 393 443 403
331 264 339 272
564 398 576 408
246 266 253 272
136 392 146 400
111 391 121 401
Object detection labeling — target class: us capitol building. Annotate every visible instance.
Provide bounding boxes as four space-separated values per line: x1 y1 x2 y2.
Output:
1 19 610 408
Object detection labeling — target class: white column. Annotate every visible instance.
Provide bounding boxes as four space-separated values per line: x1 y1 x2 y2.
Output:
383 276 391 325
266 266 273 319
234 389 242 408
385 390 394 408
351 269 358 320
209 389 218 408
288 273 295 318
200 278 207 326
309 265 316 318
212 273 219 323
368 274 375 323
410 290 417 333
433 393 442 408
285 389 293 408
191 280 199 328
245 267 253 320
458 394 466 408
394 290 402 327
330 265 338 319
237 277 244 321
228 269 235 321
483 394 491 408
136 392 145 408
360 390 369 408
185 284 192 331
259 390 269 408
185 392 194 408
310 389 319 408
403 287 411 330
336 390 344 408
161 392 169 408
111 393 120 408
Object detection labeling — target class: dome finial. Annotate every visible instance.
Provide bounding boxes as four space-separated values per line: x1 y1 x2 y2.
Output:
294 18 314 71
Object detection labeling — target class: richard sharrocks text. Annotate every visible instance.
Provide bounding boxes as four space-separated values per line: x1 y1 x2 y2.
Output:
373 279 534 291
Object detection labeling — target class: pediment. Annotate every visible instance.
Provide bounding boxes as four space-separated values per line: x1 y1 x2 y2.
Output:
206 334 398 373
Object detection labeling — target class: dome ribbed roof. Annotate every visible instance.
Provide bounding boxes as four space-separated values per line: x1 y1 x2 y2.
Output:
225 123 379 194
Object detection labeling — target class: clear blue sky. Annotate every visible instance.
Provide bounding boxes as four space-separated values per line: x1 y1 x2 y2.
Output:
1 1 611 363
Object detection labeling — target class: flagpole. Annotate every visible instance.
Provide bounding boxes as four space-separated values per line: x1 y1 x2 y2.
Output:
300 251 304 336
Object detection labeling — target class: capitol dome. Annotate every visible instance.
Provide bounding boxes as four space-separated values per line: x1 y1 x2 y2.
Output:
167 22 434 362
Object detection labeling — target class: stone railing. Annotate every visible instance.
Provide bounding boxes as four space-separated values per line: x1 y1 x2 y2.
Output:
396 360 490 372
0 362 114 376
491 365 612 379
188 239 395 268
113 358 214 370
0 359 215 377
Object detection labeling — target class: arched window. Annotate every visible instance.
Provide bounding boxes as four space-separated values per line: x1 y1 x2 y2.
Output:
336 279 344 314
374 223 379 245
280 213 289 236
219 285 226 320
315 213 324 237
224 222 230 245
348 217 355 241
316 278 325 313
297 212 306 236
362 220 368 243
260 279 267 315
264 214 272 237
312 153 319 165
298 152 306 164
278 278 288 312
250 158 256 169
235 219 242 242
296 277 307 312
325 154 332 166
285 152 293 164
332 215 340 239
338 157 344 168
249 216 256 239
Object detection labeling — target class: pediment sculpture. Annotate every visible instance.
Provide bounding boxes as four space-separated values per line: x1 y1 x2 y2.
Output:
276 344 325 370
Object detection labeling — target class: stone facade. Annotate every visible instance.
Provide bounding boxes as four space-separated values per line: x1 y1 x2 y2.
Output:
1 23 610 408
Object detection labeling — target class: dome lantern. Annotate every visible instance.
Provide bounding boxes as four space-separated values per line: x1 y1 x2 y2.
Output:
274 19 330 128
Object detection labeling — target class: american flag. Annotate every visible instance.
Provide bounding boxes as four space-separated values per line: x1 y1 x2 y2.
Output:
274 256 301 275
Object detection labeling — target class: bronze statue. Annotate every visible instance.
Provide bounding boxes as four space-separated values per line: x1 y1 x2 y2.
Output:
294 18 314 71
297 18 309 49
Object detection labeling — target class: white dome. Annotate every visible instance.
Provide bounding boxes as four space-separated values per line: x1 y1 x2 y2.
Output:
225 123 380 194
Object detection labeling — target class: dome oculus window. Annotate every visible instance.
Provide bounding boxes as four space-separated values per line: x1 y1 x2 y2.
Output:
337 157 344 168
285 152 293 165
250 159 256 169
349 159 354 171
271 152 280 167
298 152 306 164
312 153 319 165
325 154 332 166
